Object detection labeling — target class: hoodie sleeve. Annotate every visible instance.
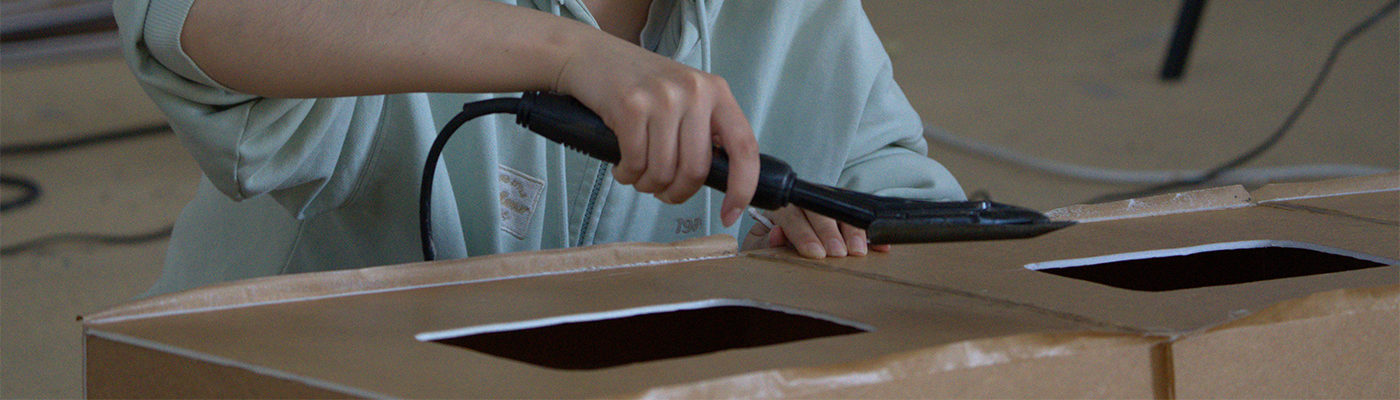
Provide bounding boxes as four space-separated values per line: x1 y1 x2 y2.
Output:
709 0 963 202
113 0 386 218
836 59 966 201
831 2 965 202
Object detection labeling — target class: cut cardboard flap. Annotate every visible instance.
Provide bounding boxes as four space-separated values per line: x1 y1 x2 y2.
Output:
83 235 737 324
1044 185 1252 223
1044 172 1399 223
1251 171 1399 203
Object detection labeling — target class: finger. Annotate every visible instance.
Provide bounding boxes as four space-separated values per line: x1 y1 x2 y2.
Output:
803 209 847 257
634 107 680 194
710 84 757 227
872 244 892 252
838 222 869 256
611 95 650 186
767 224 788 248
657 101 712 204
772 207 824 258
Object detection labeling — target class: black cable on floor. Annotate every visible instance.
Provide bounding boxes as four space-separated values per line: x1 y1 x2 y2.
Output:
1089 0 1398 203
0 225 174 256
0 123 172 215
1 123 171 155
0 174 42 211
1 123 178 255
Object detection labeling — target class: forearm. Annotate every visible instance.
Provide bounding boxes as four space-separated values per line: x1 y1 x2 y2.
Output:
181 0 760 226
182 0 601 98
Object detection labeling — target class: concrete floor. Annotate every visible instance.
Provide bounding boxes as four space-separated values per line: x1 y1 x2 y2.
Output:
2 1 1395 397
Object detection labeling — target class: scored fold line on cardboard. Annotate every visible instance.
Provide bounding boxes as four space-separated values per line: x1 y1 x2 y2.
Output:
82 234 739 324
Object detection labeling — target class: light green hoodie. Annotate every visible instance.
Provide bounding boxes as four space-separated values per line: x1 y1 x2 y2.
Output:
114 0 964 296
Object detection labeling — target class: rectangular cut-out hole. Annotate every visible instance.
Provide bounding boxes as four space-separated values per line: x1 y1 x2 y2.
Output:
1027 241 1395 292
419 300 869 370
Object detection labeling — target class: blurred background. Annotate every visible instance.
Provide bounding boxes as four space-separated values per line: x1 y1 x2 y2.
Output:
2 0 1396 397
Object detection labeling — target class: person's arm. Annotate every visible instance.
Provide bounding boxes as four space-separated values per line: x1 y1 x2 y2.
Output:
182 0 757 225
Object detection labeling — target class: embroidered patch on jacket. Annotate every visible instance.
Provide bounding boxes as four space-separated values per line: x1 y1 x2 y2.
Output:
498 164 545 240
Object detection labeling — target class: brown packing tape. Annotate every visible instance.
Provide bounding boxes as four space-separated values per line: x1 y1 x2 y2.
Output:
1044 185 1252 223
82 234 737 324
628 331 1167 399
1251 171 1400 203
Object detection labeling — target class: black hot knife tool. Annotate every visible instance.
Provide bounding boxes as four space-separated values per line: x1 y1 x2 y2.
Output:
419 92 1073 260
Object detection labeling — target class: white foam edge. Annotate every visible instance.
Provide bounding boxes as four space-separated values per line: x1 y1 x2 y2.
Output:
415 298 876 342
1024 240 1400 271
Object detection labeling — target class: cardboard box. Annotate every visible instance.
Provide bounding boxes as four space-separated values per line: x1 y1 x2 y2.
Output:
83 174 1398 398
82 237 1164 398
764 172 1400 397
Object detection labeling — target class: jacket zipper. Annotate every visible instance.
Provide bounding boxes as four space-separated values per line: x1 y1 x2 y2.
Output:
576 162 609 246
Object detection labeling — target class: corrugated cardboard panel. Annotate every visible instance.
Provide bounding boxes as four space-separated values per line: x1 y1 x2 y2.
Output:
1172 285 1400 398
768 180 1399 398
764 197 1399 335
632 332 1170 399
85 254 1158 398
86 335 347 398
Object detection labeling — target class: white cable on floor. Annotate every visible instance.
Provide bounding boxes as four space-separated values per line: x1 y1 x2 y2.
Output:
922 124 1394 185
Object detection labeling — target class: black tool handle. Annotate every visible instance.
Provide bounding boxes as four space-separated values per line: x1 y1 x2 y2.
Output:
517 91 793 210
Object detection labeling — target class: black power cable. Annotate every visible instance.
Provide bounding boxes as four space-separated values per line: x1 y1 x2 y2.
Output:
420 98 522 261
1091 0 1399 203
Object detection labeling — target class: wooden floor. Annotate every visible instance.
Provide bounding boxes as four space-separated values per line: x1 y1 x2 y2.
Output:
2 1 1395 397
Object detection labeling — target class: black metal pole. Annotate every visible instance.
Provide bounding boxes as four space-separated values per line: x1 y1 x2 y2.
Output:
1160 0 1208 81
